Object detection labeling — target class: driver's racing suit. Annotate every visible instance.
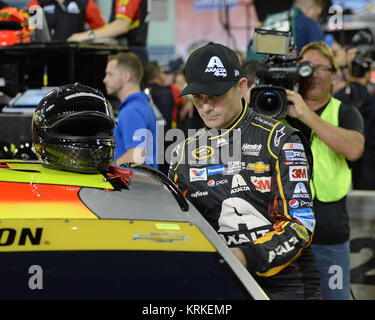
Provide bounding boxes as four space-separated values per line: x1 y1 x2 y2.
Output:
169 102 320 299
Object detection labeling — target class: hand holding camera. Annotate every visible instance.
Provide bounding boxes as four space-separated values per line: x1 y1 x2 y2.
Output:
250 29 314 119
285 89 312 122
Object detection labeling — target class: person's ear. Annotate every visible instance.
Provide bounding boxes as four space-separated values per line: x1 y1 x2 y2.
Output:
238 77 248 99
121 70 131 83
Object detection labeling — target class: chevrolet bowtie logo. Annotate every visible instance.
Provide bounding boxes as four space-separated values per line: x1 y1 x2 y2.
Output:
133 232 189 243
247 162 270 173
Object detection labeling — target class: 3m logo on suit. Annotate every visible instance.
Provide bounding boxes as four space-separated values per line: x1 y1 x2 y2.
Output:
289 166 308 181
250 176 271 193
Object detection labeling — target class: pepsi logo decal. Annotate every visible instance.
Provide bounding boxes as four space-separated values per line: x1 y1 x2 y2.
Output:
289 199 299 209
207 180 215 187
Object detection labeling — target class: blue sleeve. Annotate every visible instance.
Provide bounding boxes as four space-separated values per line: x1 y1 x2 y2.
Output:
116 107 148 154
295 15 323 52
305 19 323 43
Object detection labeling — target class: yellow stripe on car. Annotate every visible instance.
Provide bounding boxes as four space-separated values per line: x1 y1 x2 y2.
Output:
0 202 98 219
0 161 113 189
0 219 217 253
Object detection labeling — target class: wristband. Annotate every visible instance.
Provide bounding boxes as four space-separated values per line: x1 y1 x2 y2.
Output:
88 29 95 40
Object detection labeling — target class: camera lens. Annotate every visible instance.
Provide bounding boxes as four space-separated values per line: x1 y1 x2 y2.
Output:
251 85 287 119
255 89 283 115
298 61 314 78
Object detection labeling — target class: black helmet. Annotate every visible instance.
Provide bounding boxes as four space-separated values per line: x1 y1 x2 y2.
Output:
32 83 116 173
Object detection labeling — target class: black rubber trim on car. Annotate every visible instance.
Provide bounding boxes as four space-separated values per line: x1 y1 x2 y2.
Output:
125 164 189 212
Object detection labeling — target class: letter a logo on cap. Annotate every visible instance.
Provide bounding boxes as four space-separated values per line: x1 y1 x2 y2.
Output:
206 56 224 69
205 56 227 77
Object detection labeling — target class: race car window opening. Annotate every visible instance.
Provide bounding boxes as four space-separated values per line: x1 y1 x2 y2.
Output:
130 164 189 212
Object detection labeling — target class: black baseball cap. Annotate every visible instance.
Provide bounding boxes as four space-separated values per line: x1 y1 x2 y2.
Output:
178 42 243 97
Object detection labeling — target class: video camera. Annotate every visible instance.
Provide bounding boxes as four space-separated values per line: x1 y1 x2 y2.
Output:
351 50 372 78
250 29 314 119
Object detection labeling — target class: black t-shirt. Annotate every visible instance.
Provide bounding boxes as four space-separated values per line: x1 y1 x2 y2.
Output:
286 99 364 244
335 82 375 147
359 95 375 147
39 0 88 41
146 83 175 130
335 82 369 110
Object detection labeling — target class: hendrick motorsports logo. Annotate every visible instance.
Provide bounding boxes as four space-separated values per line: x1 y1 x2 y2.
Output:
242 143 262 156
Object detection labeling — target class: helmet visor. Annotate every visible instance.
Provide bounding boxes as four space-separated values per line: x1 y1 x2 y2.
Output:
45 112 115 145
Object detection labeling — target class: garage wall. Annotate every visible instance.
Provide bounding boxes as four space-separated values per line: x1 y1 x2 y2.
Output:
347 191 375 300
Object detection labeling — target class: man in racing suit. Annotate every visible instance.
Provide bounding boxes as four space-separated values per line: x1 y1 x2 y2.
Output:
168 42 320 299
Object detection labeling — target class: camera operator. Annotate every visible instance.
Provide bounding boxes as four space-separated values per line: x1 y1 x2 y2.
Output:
336 52 373 110
285 41 365 300
334 52 375 190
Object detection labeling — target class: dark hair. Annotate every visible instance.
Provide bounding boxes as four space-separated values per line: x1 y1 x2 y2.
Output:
351 52 372 78
144 61 162 83
241 60 262 88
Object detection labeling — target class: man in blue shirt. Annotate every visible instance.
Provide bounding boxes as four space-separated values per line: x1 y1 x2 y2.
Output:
291 0 324 52
103 52 158 169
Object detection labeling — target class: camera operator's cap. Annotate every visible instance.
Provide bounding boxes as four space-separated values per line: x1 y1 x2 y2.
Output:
178 42 242 97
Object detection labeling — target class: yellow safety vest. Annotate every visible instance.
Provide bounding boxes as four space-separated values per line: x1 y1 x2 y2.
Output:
310 97 352 202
